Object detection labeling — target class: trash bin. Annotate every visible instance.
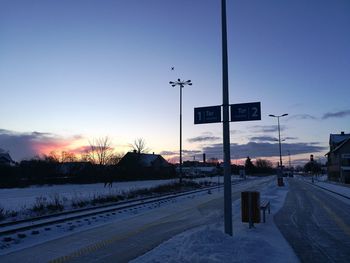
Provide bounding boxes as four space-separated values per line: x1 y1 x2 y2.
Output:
241 191 260 227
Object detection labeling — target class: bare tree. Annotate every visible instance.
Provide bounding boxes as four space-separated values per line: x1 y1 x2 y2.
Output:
61 151 77 163
130 138 149 154
108 152 124 165
88 136 114 165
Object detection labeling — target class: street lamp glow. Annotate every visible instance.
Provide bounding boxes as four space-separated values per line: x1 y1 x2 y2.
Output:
169 78 192 184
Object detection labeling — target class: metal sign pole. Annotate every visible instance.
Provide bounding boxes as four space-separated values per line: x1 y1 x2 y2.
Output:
221 0 232 236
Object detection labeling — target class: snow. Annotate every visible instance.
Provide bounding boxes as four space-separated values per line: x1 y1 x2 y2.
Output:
130 178 299 263
131 176 350 263
0 179 179 211
0 176 242 213
2 176 349 261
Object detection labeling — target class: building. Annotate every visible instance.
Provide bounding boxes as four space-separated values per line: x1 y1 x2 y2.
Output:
326 132 350 183
118 151 174 179
0 152 15 166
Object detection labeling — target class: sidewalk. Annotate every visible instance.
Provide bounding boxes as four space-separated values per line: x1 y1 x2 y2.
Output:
297 175 350 199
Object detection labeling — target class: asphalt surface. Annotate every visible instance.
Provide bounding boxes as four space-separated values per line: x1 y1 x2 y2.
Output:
275 178 350 263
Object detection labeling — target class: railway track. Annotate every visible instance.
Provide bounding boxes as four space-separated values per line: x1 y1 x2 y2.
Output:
0 176 275 240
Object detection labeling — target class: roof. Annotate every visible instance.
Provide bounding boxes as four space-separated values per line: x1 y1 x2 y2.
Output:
329 133 350 146
0 153 15 163
331 137 350 153
119 152 169 168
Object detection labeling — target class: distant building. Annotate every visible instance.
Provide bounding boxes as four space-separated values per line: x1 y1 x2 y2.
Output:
118 151 174 179
326 131 350 183
0 152 15 166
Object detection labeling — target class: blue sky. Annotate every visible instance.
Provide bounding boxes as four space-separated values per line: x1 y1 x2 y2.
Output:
0 0 349 165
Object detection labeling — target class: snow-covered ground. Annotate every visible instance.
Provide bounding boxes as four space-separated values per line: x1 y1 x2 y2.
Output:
3 176 349 262
131 176 350 263
0 176 233 212
297 174 350 198
131 178 299 263
0 176 253 257
0 179 176 212
0 176 246 211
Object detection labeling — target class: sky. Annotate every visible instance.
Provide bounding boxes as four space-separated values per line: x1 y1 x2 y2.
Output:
1 0 350 166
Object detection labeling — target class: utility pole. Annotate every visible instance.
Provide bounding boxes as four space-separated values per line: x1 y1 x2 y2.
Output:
221 0 232 236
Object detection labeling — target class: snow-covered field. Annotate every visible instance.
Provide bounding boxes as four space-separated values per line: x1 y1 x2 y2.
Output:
0 176 238 212
0 179 176 212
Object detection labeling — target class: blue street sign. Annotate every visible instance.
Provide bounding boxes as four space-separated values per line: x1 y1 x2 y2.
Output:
194 106 221 124
230 102 261 122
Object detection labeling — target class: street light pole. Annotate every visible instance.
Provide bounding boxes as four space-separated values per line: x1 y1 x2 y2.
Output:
269 113 288 168
169 79 192 184
221 0 232 236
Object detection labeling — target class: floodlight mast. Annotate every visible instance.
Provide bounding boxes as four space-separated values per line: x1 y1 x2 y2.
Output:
169 79 192 184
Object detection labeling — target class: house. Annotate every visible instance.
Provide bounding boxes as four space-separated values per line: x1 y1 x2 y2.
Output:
0 152 15 166
118 151 174 179
326 132 350 183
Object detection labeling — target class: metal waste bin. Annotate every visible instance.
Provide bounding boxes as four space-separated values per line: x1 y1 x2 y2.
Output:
241 191 260 227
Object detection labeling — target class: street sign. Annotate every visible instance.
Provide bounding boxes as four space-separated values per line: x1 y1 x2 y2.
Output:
230 102 261 122
194 106 221 124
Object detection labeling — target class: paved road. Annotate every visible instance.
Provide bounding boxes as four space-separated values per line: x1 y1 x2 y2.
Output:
1 178 272 263
275 179 350 263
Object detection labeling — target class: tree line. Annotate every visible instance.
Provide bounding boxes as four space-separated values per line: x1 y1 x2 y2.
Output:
0 137 175 188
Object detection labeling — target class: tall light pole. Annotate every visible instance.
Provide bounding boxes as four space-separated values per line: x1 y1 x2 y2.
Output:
221 0 232 236
169 79 192 184
269 113 288 169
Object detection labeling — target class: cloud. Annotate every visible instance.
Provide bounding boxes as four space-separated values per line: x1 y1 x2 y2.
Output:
284 136 298 140
0 129 83 161
182 150 202 155
160 149 201 156
201 141 326 160
230 130 245 135
160 150 178 156
249 125 286 133
288 114 317 121
322 110 350 119
250 136 278 142
187 135 221 143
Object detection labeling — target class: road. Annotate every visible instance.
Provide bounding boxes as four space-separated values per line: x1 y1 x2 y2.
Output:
275 178 350 263
1 177 272 263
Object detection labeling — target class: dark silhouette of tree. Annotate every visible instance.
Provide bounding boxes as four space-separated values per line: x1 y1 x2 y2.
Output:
108 152 124 165
304 160 321 174
255 159 273 169
88 136 114 165
255 158 273 174
130 138 149 154
61 151 77 163
245 156 255 174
